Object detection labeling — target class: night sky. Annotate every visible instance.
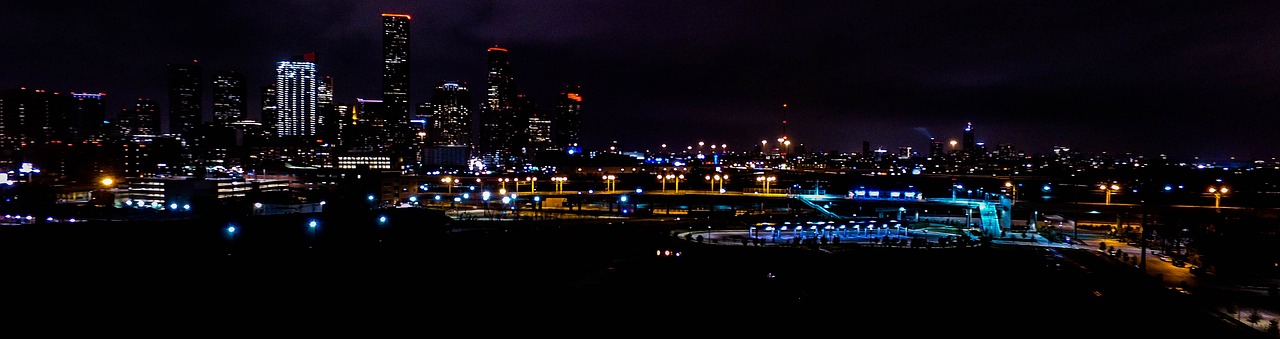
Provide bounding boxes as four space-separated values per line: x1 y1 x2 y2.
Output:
3 1 1280 160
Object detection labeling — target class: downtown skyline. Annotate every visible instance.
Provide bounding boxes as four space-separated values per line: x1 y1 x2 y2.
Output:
3 1 1280 160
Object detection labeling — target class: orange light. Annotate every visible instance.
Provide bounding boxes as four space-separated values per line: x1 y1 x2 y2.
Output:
567 93 582 102
488 46 508 52
382 13 411 20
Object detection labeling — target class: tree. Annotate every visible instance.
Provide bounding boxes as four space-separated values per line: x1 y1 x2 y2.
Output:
1248 310 1262 325
1099 241 1107 251
1268 319 1278 335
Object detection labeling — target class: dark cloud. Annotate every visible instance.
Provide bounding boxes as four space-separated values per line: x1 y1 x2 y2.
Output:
2 0 1279 159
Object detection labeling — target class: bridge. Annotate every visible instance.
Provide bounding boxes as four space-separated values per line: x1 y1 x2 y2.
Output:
430 188 1009 237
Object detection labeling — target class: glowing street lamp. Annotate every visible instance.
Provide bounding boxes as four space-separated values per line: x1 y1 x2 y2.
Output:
705 174 728 193
551 176 568 193
100 177 115 187
602 174 617 192
756 175 776 193
1208 185 1229 208
1099 183 1121 205
1004 181 1017 205
441 176 459 194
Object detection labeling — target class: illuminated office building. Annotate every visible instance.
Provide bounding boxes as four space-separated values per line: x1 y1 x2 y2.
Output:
212 70 247 124
274 53 318 138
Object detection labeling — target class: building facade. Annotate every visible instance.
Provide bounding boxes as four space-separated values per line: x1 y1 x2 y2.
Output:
212 70 247 124
274 54 318 138
168 62 203 138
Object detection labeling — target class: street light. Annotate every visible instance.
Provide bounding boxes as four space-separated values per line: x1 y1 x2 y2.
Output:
756 175 776 194
602 174 617 192
1099 183 1120 205
1004 181 1017 205
551 176 568 193
307 219 319 249
226 224 237 255
705 174 728 193
441 176 458 194
1208 185 1229 208
526 176 537 193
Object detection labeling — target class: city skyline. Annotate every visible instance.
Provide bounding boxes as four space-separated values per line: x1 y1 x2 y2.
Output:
3 1 1280 160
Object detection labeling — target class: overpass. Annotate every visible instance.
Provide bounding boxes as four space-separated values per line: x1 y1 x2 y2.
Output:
433 188 1009 236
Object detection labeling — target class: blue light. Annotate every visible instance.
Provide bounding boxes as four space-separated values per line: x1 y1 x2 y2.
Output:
620 195 628 202
434 195 441 201
409 196 418 202
1042 184 1051 192
534 196 541 202
309 220 318 228
501 197 511 204
367 195 375 201
378 216 387 223
183 204 191 210
169 203 178 210
635 188 643 193
227 226 236 234
1164 185 1173 192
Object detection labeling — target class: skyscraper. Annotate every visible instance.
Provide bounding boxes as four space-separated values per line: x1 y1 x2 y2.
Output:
69 92 106 142
928 138 944 158
317 75 340 145
554 85 582 151
274 53 318 138
119 98 161 137
962 122 975 155
260 85 276 133
167 61 202 137
522 95 552 152
0 88 72 145
425 81 471 147
212 70 246 124
382 14 411 128
479 46 520 166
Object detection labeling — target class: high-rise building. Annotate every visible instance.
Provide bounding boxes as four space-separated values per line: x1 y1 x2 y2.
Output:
382 14 411 128
423 81 471 147
0 88 73 146
119 98 161 137
554 85 582 151
274 53 318 138
168 61 202 137
962 122 975 155
349 98 386 150
260 85 276 133
898 146 914 160
69 92 106 142
523 95 553 152
479 46 521 167
928 138 944 158
212 70 247 124
317 75 339 144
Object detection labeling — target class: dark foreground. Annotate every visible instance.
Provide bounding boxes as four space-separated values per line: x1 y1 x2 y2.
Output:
0 210 1266 336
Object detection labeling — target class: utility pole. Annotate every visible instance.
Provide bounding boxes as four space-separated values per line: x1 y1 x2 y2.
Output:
1139 211 1147 271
